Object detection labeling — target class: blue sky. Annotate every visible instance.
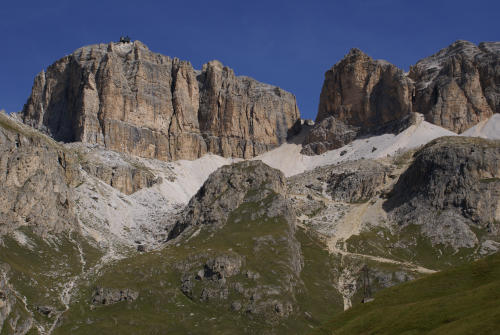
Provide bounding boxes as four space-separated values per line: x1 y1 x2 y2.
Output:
1 0 499 119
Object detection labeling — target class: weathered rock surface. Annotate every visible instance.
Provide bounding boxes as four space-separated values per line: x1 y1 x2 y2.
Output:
409 40 499 133
0 112 79 235
301 116 358 155
168 160 287 239
303 48 415 155
304 41 499 155
72 144 161 195
91 287 139 305
316 48 414 131
22 41 299 161
288 160 390 203
385 136 500 248
326 160 390 202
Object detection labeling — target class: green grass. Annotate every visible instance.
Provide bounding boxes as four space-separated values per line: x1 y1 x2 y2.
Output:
313 252 500 335
0 227 103 331
0 112 65 151
346 225 476 270
52 191 346 335
479 178 500 184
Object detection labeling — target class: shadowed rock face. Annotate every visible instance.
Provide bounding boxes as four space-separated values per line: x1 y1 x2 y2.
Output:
385 136 500 248
0 113 80 235
409 40 499 133
22 41 300 161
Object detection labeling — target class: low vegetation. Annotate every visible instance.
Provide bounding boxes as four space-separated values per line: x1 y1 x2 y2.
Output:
314 251 500 335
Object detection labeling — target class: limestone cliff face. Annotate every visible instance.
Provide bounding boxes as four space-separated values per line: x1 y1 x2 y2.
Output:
302 48 414 155
316 48 414 130
304 41 499 155
22 41 299 161
0 112 80 235
409 40 499 133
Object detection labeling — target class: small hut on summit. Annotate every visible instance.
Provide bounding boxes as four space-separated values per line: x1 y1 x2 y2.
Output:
119 36 131 43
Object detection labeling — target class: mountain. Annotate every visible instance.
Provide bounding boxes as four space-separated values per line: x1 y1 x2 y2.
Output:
410 41 500 132
303 40 500 154
2 107 498 333
0 39 499 334
21 41 300 161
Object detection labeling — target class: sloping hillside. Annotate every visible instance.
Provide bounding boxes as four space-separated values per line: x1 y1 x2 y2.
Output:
314 251 500 335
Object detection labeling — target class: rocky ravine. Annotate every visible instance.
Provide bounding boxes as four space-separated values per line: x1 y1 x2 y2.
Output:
22 41 300 161
303 40 499 154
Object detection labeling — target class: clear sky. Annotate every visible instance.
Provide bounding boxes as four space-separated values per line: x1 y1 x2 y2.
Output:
1 0 499 119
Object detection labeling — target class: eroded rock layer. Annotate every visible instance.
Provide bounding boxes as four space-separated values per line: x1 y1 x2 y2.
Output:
22 41 300 161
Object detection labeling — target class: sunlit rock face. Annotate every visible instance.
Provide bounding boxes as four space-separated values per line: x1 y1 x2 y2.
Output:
22 41 300 161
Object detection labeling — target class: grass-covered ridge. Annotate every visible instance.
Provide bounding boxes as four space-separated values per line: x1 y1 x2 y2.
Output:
314 251 500 335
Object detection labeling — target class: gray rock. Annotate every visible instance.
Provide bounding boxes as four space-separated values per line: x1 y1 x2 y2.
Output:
410 40 498 133
91 287 139 305
385 136 500 249
0 112 80 235
168 160 287 239
326 160 389 202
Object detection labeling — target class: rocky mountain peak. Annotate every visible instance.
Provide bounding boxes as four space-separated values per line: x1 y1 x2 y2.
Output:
409 40 497 133
21 41 300 162
302 40 499 155
315 47 412 126
478 41 500 54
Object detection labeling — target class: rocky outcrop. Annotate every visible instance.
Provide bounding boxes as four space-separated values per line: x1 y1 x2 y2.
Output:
0 112 79 235
81 161 158 195
304 41 499 155
301 116 358 155
326 160 390 202
316 48 414 131
385 136 500 248
288 160 390 203
73 144 160 195
21 41 300 161
409 40 499 133
168 160 287 239
169 160 304 323
91 287 139 305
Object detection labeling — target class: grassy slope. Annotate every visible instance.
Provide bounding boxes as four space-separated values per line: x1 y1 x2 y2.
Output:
345 225 478 270
0 228 103 333
314 252 500 335
54 192 343 335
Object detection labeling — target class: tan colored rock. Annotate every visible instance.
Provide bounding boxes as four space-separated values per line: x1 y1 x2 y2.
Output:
409 40 498 133
304 41 499 155
22 41 299 161
316 48 414 130
74 144 161 195
0 112 79 235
